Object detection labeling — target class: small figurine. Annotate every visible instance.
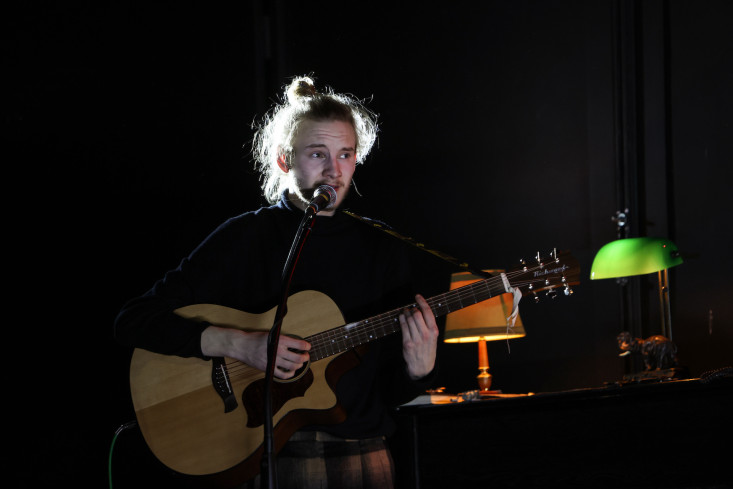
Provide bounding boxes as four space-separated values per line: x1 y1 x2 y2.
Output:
617 331 678 370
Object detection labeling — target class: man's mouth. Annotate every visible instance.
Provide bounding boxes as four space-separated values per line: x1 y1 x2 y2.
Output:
317 183 341 193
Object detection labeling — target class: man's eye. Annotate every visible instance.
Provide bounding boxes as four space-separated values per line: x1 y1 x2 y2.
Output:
310 152 325 158
339 153 353 159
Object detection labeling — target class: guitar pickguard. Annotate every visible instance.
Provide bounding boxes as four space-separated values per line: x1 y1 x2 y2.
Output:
242 369 314 428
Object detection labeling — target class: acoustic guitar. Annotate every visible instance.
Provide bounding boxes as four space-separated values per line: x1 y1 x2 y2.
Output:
129 249 579 485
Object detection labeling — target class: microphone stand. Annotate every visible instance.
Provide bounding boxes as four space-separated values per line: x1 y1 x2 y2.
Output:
260 206 318 489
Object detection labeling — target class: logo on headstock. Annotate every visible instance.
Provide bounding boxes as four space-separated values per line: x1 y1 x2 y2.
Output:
533 264 569 278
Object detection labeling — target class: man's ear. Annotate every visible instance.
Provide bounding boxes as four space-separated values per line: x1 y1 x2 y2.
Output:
276 154 290 173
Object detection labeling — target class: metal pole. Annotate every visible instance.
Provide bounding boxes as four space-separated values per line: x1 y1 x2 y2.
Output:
657 268 672 341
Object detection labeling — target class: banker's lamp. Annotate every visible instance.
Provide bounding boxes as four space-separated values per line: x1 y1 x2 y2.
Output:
444 270 525 393
590 237 683 340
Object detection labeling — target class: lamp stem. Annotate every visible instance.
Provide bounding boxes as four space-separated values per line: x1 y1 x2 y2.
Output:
478 338 489 369
477 339 492 392
658 268 672 341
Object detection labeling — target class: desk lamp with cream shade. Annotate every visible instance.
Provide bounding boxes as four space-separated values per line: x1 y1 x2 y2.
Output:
444 272 525 393
435 250 579 392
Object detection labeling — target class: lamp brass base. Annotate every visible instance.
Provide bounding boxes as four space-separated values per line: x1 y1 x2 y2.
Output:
477 368 492 392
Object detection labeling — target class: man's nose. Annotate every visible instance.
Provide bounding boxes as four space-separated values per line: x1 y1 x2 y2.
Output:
323 157 342 177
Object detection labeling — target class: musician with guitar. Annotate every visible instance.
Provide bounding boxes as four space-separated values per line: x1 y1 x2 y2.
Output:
114 75 440 488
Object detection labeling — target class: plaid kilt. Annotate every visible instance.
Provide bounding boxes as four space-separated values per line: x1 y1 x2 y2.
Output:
240 431 395 489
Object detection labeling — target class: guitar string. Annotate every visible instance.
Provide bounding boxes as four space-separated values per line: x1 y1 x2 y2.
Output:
222 275 520 377
231 264 557 368
305 260 566 360
222 257 572 375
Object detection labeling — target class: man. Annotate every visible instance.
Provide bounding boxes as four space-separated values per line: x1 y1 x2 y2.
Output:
115 75 439 488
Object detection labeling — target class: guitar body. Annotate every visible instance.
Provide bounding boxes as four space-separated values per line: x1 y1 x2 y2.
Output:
129 290 350 483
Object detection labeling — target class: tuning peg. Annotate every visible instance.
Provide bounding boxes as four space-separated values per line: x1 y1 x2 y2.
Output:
551 248 558 262
520 258 527 271
535 251 543 265
532 291 540 303
558 275 574 295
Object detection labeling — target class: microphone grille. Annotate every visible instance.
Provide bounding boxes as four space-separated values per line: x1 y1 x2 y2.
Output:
316 185 337 210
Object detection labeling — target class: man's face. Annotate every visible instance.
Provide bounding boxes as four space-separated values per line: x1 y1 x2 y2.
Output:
285 118 357 215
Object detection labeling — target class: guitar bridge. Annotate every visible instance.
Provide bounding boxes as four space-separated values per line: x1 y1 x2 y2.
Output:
212 357 238 413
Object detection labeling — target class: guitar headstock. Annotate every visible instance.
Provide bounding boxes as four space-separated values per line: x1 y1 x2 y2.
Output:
507 249 580 301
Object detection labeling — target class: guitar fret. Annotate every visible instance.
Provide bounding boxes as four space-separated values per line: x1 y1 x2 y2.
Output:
323 328 342 357
350 320 370 346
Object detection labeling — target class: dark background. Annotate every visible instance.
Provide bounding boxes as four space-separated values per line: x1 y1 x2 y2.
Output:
8 1 732 487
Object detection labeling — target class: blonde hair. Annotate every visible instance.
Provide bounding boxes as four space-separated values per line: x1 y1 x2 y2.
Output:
251 76 379 203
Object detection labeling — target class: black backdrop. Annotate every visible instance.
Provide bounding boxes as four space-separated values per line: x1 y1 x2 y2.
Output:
8 1 732 487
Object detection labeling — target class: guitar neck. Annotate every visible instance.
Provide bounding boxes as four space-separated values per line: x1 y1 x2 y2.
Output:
307 274 508 362
306 249 579 362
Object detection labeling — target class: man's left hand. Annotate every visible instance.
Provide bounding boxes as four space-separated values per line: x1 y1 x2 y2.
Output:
399 294 439 380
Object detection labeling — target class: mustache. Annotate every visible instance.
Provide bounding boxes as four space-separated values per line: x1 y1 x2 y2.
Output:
305 182 343 199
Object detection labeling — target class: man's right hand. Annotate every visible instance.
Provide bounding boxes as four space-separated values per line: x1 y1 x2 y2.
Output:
201 326 312 379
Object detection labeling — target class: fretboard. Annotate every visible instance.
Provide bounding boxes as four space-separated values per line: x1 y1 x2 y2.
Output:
307 274 508 361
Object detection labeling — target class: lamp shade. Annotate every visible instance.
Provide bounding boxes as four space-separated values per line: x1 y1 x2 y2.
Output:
590 237 683 280
444 270 525 343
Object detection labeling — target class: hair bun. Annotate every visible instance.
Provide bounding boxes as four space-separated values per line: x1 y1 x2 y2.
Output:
287 76 318 103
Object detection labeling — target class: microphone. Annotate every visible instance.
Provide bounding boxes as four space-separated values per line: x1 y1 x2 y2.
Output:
306 185 337 214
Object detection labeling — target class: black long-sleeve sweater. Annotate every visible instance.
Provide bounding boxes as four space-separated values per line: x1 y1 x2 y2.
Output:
114 193 435 438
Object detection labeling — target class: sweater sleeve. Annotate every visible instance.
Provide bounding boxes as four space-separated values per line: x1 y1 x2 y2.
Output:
113 262 212 358
113 214 262 359
378 333 440 408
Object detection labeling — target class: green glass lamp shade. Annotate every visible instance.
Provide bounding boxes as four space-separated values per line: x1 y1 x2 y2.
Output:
590 237 683 280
